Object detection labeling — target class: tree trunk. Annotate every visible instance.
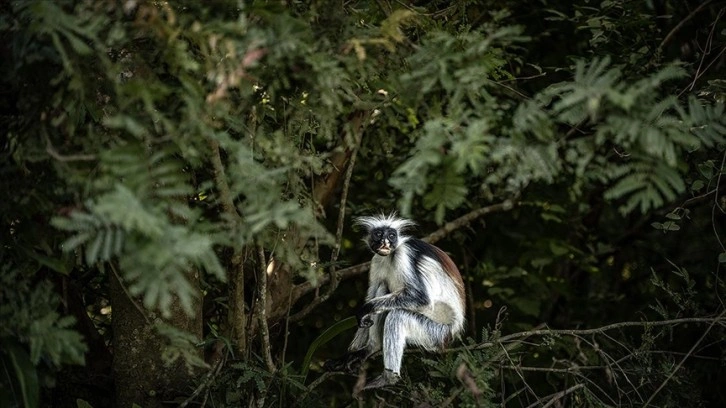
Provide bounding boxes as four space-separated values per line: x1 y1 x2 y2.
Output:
109 269 202 408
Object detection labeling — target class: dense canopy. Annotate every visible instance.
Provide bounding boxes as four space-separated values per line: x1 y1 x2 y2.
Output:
2 1 726 407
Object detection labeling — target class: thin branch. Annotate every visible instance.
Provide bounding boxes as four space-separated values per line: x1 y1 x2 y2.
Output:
528 383 585 408
499 342 541 403
46 137 96 162
179 354 226 408
656 0 714 54
643 309 726 407
683 7 725 94
256 245 275 373
281 286 293 366
423 198 519 243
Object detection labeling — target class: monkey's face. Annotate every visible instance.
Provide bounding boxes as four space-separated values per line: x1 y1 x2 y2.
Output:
368 227 398 256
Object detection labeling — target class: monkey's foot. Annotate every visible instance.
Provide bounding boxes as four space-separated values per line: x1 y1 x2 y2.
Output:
363 369 400 390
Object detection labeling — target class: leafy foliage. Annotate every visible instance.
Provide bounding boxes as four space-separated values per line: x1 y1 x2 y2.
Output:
0 265 87 367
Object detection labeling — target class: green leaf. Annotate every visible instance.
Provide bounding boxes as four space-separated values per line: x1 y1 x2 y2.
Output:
691 179 705 192
300 316 357 380
76 399 94 408
718 253 726 263
662 221 680 231
1 340 39 408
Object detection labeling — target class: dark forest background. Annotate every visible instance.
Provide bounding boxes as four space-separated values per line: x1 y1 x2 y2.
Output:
2 0 726 407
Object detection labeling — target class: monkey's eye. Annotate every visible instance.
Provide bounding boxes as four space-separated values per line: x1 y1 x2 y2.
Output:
387 232 396 240
374 231 383 238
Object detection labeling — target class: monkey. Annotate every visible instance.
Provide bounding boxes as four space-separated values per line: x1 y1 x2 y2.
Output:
327 214 466 389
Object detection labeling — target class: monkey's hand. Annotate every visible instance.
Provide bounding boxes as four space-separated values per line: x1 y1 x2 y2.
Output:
356 302 375 328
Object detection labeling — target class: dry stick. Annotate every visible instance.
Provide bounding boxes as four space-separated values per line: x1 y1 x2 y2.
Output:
256 245 276 373
288 125 362 322
578 333 642 404
656 0 714 55
532 383 586 408
422 198 518 243
499 343 541 405
642 309 726 407
280 287 294 366
683 8 725 93
45 137 96 162
294 198 519 299
500 365 621 406
179 356 226 408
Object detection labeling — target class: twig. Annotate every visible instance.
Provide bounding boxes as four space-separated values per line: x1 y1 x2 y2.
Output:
528 383 585 408
46 137 96 162
179 355 226 407
423 198 518 243
256 245 275 373
656 0 714 55
499 343 541 404
281 286 293 366
643 309 726 407
680 8 725 95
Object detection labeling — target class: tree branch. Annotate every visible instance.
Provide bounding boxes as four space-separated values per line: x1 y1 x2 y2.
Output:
208 137 248 354
46 137 96 162
471 315 726 350
528 383 586 408
256 245 275 373
656 0 714 54
422 198 518 243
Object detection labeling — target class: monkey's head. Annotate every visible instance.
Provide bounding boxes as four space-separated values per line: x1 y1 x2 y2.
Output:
356 214 415 257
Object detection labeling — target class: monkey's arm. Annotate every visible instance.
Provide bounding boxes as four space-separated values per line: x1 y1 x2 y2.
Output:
357 283 429 327
351 281 388 343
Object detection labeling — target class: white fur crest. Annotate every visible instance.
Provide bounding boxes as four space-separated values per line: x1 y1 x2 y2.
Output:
355 213 416 232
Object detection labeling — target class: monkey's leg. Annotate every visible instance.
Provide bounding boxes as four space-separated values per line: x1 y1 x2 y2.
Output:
365 310 449 389
327 312 388 373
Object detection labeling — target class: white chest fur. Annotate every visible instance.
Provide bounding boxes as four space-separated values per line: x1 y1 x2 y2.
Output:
369 245 410 293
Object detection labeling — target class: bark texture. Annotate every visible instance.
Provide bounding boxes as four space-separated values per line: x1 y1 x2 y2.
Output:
110 270 203 408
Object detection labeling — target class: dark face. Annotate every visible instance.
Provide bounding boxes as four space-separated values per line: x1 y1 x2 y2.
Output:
368 227 398 256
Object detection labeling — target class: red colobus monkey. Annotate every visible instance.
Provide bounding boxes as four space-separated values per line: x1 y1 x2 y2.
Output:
329 214 466 389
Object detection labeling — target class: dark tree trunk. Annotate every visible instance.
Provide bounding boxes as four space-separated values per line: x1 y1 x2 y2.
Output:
109 270 202 408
